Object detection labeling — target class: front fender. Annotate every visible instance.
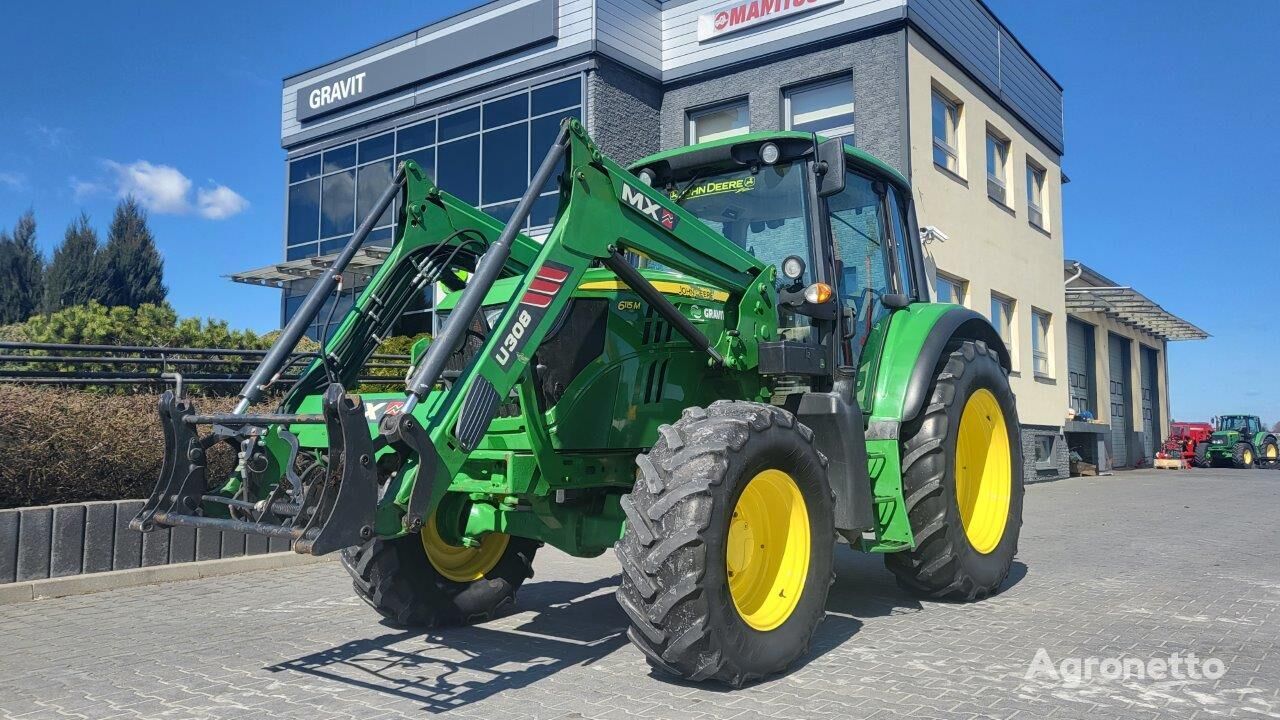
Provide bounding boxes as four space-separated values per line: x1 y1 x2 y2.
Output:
868 303 1011 425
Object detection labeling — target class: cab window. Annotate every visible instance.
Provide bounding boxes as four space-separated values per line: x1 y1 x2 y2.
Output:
827 171 892 357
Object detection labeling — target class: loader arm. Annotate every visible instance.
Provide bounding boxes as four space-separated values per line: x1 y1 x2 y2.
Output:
375 119 777 538
135 119 776 552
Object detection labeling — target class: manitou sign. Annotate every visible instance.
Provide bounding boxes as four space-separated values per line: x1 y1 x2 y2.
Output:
697 0 842 41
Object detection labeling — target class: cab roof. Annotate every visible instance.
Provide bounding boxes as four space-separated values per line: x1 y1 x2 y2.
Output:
628 131 910 192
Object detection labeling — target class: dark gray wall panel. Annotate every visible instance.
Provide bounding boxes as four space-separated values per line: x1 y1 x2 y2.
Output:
16 508 52 581
142 527 171 567
909 0 1063 153
82 502 116 574
170 525 197 565
111 500 143 571
0 509 17 583
195 528 222 562
295 0 559 122
50 505 85 578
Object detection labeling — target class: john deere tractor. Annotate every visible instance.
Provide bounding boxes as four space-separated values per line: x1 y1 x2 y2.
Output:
1197 414 1279 469
134 120 1023 685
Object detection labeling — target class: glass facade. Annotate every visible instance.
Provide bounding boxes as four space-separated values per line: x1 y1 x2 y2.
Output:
282 75 584 339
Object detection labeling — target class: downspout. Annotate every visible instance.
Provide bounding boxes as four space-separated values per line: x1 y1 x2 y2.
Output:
1064 261 1083 286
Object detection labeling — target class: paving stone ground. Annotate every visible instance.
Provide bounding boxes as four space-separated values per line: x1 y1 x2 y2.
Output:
2 468 1278 720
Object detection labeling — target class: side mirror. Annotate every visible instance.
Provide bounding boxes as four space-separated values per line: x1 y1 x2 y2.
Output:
882 293 911 310
814 137 846 197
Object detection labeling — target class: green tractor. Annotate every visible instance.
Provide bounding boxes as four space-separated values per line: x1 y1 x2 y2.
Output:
1197 414 1279 469
134 120 1023 685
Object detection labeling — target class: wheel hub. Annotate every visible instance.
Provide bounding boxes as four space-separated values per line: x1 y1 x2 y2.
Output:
726 469 810 632
421 515 509 582
954 388 1012 555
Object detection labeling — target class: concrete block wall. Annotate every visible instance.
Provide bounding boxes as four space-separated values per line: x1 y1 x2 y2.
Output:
1022 425 1070 483
659 28 908 174
0 500 293 584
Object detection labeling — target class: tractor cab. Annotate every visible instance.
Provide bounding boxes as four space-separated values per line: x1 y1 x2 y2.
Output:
629 132 927 397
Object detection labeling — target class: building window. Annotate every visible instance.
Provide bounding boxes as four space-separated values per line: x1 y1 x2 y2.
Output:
784 77 854 144
1026 159 1047 230
990 293 1015 359
283 75 584 329
985 128 1010 206
1034 435 1055 463
284 75 582 264
931 88 961 174
689 100 750 143
1032 308 1052 377
935 272 967 305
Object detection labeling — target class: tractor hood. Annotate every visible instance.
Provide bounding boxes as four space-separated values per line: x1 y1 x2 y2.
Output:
1210 431 1236 445
434 266 730 312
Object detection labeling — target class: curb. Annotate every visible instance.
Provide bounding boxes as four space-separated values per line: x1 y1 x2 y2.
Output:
0 552 332 605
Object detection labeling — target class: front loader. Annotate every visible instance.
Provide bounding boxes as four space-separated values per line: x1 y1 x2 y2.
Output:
134 119 1023 685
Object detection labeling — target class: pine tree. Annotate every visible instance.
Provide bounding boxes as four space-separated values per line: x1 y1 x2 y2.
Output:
42 213 105 314
101 196 166 308
0 211 47 324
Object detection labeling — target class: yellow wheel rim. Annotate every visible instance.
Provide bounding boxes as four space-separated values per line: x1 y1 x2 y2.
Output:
1244 449 1254 465
1267 445 1277 459
954 389 1012 555
420 515 509 583
726 469 810 632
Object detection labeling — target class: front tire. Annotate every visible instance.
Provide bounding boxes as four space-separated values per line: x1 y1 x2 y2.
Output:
886 340 1024 600
616 401 835 686
1233 442 1256 469
341 517 538 627
1194 442 1211 468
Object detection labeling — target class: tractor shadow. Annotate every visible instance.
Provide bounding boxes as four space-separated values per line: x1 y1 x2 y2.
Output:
267 554 1029 708
267 576 630 713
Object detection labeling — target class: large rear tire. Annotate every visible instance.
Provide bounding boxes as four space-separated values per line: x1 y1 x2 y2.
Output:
886 340 1024 600
616 401 835 686
341 514 538 627
1259 437 1279 468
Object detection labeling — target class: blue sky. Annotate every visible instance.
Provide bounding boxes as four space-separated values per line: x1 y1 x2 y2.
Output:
1 1 1276 424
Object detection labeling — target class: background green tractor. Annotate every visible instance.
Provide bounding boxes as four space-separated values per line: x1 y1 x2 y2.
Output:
135 121 1024 686
1197 414 1279 468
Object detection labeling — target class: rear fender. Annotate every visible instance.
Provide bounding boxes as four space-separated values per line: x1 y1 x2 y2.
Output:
856 303 1009 553
869 304 1011 427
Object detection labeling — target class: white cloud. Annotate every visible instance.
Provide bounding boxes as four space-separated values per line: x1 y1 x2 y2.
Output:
28 123 68 151
196 184 249 219
82 160 249 220
0 171 26 191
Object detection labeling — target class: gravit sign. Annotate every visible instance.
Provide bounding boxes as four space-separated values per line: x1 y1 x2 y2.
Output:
293 0 558 122
698 0 843 41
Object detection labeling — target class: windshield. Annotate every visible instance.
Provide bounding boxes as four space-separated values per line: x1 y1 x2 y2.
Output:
672 163 815 288
1218 416 1253 432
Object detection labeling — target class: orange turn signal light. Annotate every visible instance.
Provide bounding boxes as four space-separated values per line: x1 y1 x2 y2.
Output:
803 282 834 304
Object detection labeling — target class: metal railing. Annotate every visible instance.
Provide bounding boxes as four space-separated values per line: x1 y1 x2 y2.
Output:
0 341 410 391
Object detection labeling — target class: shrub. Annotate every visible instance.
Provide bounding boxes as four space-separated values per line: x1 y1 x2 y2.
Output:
0 385 247 508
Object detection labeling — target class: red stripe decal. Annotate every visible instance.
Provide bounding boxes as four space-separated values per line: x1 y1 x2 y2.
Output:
536 266 569 283
521 291 553 308
530 278 561 295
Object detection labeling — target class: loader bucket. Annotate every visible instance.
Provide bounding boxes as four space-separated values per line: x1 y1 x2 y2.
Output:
131 383 379 555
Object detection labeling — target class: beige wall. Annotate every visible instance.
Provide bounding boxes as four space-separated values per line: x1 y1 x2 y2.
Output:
905 29 1068 428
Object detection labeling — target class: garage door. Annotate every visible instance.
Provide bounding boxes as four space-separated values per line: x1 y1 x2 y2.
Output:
1108 335 1131 467
1140 346 1159 459
1067 319 1093 415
